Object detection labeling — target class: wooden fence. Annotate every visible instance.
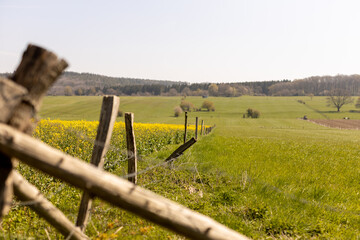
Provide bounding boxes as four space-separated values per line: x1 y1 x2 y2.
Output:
0 45 248 240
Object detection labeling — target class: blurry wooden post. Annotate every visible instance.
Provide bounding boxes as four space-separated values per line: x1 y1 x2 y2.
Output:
0 125 250 240
184 112 188 143
200 120 204 136
0 78 27 217
0 45 67 218
195 117 198 140
76 96 119 231
125 112 137 184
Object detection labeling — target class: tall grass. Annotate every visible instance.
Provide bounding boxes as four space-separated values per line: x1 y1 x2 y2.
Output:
3 96 360 239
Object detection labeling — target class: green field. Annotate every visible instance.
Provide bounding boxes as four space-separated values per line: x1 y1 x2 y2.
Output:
3 96 360 239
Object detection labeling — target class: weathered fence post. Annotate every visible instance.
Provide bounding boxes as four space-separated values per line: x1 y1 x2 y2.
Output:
0 77 27 217
184 112 188 143
125 112 137 184
0 45 67 218
76 96 119 231
200 120 204 136
195 117 199 140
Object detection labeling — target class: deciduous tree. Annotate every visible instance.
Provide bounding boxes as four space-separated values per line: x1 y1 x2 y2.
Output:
208 84 218 96
327 89 353 112
64 86 73 96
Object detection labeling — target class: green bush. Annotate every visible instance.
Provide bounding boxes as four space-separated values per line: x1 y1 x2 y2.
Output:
246 108 253 118
201 100 215 111
246 108 260 118
252 110 260 118
180 100 195 112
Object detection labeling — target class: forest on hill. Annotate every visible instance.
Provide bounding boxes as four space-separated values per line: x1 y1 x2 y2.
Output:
2 72 360 97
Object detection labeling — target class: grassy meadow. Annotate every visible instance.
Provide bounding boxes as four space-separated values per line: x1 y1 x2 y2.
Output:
2 96 360 239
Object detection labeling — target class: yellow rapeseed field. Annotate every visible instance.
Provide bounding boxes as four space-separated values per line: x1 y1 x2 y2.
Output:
34 120 196 168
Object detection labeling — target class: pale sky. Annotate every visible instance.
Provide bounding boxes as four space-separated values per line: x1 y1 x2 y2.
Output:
1 0 360 83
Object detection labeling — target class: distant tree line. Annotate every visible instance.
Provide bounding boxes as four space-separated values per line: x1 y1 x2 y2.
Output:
4 71 358 97
268 74 360 96
58 80 290 97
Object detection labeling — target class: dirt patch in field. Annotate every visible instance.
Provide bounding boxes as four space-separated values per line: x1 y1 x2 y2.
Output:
309 119 360 130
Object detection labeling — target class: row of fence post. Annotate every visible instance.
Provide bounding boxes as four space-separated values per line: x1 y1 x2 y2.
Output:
0 44 248 240
183 112 215 144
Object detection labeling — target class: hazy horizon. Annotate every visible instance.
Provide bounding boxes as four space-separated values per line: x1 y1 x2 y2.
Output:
1 0 360 83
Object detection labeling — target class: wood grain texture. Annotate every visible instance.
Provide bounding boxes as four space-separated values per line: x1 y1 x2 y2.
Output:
0 45 67 218
0 77 27 123
0 123 250 240
195 117 198 140
125 112 137 184
184 112 188 144
200 120 204 136
76 96 119 231
0 78 27 217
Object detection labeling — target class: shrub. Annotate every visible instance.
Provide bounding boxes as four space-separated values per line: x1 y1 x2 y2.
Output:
174 106 183 117
252 110 260 118
118 110 123 117
297 100 305 104
246 108 253 118
180 101 195 112
201 100 215 111
246 108 260 118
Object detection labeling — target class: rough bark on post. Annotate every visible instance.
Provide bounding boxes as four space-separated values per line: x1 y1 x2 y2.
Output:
200 120 204 136
76 96 119 231
0 45 67 218
13 171 88 240
0 77 27 217
195 117 198 140
0 124 250 240
125 112 137 184
184 112 188 144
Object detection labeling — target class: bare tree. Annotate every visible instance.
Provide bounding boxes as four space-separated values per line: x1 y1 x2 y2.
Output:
64 86 73 96
355 97 360 108
327 89 353 112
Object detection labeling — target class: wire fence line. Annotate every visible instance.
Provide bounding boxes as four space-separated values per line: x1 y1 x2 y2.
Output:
29 118 360 218
7 112 359 238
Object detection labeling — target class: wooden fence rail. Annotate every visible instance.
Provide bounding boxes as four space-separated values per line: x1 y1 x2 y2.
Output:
0 123 249 240
0 44 248 240
12 171 87 240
